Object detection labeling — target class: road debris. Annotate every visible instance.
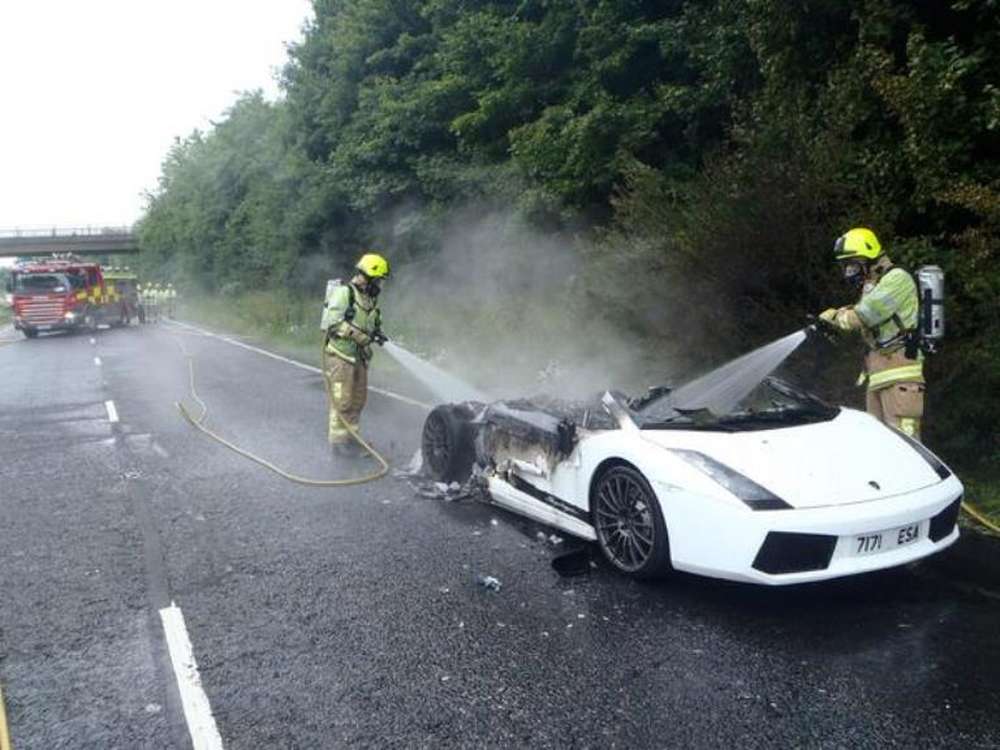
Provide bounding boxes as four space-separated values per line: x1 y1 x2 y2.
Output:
535 530 566 546
476 575 502 592
405 468 483 501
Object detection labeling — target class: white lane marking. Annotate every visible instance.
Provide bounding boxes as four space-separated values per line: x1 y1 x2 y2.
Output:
90 337 96 345
159 603 224 750
94 356 102 366
369 386 430 410
166 320 432 411
152 441 170 459
105 400 119 423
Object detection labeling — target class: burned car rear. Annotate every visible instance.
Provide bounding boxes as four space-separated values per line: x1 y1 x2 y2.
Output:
423 398 599 483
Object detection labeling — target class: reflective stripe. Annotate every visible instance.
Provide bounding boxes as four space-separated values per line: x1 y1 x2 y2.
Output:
867 363 923 390
855 268 919 347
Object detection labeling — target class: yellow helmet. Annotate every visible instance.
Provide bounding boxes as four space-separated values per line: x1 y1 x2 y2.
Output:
834 228 882 261
356 252 390 279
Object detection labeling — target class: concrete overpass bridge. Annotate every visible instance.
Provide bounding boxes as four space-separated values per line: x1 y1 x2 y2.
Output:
0 227 139 257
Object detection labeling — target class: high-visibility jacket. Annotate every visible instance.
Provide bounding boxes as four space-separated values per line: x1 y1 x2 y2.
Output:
854 264 923 391
324 282 381 365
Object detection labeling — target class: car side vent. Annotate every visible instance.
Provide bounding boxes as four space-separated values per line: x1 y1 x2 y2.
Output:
752 532 837 574
929 498 962 542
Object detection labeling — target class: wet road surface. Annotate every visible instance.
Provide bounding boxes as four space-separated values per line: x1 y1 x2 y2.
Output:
1 322 998 749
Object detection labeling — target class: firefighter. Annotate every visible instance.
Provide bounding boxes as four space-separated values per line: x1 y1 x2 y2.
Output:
136 282 147 324
818 228 925 439
150 284 162 323
139 284 151 323
323 253 389 455
166 284 178 318
156 284 168 321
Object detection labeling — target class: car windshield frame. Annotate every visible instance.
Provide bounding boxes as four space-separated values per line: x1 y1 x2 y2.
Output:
629 376 839 430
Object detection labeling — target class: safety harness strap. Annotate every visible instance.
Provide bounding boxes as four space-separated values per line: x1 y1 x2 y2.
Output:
860 266 920 350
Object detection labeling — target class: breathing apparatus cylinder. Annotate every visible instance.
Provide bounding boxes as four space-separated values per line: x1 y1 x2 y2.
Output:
916 265 945 347
320 279 344 331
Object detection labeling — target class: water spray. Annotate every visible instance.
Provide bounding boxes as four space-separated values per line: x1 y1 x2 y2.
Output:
381 340 489 404
670 328 809 415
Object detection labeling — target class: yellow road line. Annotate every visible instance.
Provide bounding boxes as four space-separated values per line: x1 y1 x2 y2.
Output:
0 682 13 750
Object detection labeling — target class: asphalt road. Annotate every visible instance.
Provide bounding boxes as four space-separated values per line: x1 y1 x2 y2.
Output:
1 321 998 749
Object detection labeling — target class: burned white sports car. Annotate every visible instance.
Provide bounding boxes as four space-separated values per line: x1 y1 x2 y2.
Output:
421 376 963 584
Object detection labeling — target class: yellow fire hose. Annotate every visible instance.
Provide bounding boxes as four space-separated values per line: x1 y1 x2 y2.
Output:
173 335 389 486
962 500 1000 536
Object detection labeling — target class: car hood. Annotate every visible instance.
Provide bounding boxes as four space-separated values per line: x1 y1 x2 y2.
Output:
639 408 943 508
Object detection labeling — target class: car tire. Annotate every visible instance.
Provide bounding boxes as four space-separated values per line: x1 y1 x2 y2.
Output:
22 328 38 339
421 405 477 483
592 464 672 579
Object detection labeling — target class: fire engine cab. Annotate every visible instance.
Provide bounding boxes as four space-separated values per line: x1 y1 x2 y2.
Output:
8 256 127 338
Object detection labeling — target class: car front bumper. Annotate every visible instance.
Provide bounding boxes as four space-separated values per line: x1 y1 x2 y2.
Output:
657 475 963 585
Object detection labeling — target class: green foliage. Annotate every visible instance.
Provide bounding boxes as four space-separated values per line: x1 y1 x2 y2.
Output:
138 0 1000 481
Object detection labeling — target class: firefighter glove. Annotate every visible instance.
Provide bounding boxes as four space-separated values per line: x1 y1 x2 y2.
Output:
372 329 388 346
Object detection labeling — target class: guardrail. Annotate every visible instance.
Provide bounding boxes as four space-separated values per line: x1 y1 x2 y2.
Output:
0 226 133 239
0 228 140 257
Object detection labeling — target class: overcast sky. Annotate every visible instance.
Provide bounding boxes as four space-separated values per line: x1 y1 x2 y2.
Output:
0 1 312 231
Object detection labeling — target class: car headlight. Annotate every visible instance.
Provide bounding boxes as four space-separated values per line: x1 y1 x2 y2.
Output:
64 311 77 320
669 449 792 510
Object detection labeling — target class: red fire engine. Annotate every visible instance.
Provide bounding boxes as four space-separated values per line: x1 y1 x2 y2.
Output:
8 256 129 338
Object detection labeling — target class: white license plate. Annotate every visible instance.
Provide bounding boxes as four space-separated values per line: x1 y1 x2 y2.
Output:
853 522 922 556
36 325 52 331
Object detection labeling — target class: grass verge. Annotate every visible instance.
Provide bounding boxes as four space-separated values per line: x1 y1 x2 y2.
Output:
176 292 415 396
